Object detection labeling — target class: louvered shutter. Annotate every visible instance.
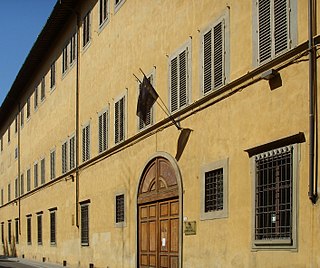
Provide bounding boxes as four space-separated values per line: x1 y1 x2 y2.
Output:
203 29 212 94
115 97 125 144
69 136 75 169
274 0 289 55
82 127 86 162
99 111 108 152
258 0 272 63
62 142 68 173
213 21 224 88
85 125 90 161
179 49 188 108
119 97 125 142
170 57 178 112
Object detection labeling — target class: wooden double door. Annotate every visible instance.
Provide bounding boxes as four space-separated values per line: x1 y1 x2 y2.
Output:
137 157 180 268
139 198 179 268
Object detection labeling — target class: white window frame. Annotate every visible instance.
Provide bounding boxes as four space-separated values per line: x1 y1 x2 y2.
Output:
252 0 297 66
251 144 298 250
200 158 228 220
168 40 192 113
114 0 126 14
200 11 230 95
99 0 110 29
114 92 127 145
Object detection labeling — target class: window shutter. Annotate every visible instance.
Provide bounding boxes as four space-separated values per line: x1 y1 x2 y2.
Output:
70 136 75 169
203 29 212 94
179 49 188 108
82 128 86 162
170 57 178 112
258 0 272 63
99 111 107 153
83 125 90 161
119 98 124 142
62 142 68 173
213 21 224 89
115 97 125 144
41 158 45 184
274 0 289 55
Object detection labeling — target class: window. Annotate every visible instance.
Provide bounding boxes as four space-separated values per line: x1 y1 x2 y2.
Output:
115 194 125 226
7 126 10 143
40 77 45 101
27 169 31 192
20 174 24 195
115 0 125 12
0 136 2 152
201 159 228 220
15 115 18 133
62 44 68 74
169 41 191 113
15 177 19 198
70 33 77 64
26 97 31 119
114 96 126 144
62 141 68 174
98 110 108 153
7 184 11 202
0 223 3 244
34 162 38 188
20 107 24 127
37 213 42 245
8 220 11 244
99 0 109 26
0 189 3 206
14 146 18 160
69 135 76 169
41 158 45 185
50 61 56 89
202 14 229 94
138 74 154 130
27 216 32 245
50 150 56 180
82 11 91 48
254 0 297 65
34 87 38 110
80 202 89 246
50 209 57 245
82 124 90 162
15 219 19 244
252 144 298 249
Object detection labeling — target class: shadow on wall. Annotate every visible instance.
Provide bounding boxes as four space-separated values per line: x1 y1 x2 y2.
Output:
2 238 17 257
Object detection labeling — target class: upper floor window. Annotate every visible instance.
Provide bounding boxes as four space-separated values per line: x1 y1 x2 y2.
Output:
69 135 76 170
50 150 56 180
70 33 77 64
100 0 109 26
202 13 229 94
0 136 2 152
7 126 10 143
40 158 46 185
15 115 18 133
62 44 68 74
34 87 39 110
27 169 31 192
40 77 45 101
115 0 125 13
34 162 38 188
114 95 126 144
252 144 298 249
20 174 24 196
98 109 108 153
62 141 68 174
82 124 91 162
7 183 11 202
82 11 91 48
26 97 31 119
20 107 24 128
254 0 297 65
50 61 56 89
169 41 191 113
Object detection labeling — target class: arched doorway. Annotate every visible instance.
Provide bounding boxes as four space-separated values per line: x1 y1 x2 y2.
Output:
137 155 181 268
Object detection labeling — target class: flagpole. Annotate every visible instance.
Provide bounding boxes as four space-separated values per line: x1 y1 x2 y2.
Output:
138 69 182 130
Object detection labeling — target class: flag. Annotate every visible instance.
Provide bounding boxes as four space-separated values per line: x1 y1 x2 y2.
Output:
136 75 159 124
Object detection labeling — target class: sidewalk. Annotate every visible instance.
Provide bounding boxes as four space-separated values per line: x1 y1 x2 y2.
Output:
6 257 67 268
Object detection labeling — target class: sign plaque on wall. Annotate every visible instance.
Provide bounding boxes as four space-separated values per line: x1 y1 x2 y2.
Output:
184 221 196 235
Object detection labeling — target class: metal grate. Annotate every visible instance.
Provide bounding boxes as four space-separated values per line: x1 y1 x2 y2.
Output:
204 168 224 212
116 194 125 223
50 211 56 245
255 146 293 241
27 217 32 244
81 204 89 246
37 214 42 245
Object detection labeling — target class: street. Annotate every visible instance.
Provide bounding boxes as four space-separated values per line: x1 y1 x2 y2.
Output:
0 260 34 268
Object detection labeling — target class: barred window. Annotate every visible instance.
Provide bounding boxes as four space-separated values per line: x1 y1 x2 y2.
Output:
80 203 89 246
50 209 56 245
201 159 228 220
8 220 11 244
37 213 42 245
252 144 297 249
15 219 19 244
27 216 32 245
115 194 125 225
82 124 90 162
1 222 4 244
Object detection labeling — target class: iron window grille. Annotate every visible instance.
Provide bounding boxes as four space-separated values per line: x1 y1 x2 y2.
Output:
253 145 296 247
27 216 32 245
15 219 19 244
115 194 125 224
50 210 56 245
205 168 224 212
8 221 11 244
80 203 89 246
37 214 42 245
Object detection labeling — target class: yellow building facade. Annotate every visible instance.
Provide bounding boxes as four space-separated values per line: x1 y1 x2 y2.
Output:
0 0 319 267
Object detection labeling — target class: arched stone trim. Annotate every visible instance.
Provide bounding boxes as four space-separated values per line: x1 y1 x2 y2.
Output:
135 151 183 268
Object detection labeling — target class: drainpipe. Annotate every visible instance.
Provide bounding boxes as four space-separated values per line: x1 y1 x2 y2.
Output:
308 0 318 204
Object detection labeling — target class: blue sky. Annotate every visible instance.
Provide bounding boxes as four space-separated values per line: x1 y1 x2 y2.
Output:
0 0 56 106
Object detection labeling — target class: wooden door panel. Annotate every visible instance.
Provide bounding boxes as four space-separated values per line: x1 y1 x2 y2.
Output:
160 202 169 217
170 218 179 253
160 219 169 252
160 255 168 268
170 256 179 268
141 222 148 252
149 220 157 252
170 201 179 216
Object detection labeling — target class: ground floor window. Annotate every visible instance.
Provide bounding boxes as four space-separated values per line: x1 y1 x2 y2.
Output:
80 201 90 246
